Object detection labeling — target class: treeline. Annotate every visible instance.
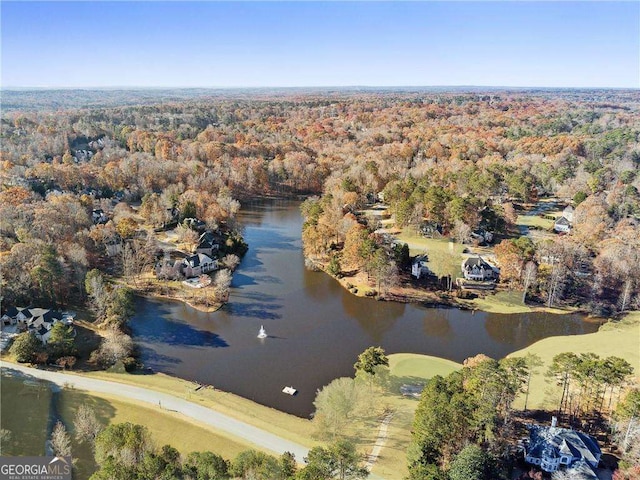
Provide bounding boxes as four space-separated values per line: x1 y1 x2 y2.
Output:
407 353 635 480
2 91 639 311
51 404 370 480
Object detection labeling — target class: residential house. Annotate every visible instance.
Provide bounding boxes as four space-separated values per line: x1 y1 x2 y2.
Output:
182 253 218 278
196 231 221 257
524 419 601 479
411 254 431 279
461 256 499 281
92 209 108 224
470 229 494 245
183 217 206 232
554 216 572 233
1 307 69 344
1 307 21 326
419 221 443 238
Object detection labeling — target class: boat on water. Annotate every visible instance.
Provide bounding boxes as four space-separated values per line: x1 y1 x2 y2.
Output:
282 386 297 395
257 325 267 339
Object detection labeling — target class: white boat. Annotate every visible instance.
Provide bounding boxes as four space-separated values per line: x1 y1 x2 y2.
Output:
282 386 297 395
257 325 267 339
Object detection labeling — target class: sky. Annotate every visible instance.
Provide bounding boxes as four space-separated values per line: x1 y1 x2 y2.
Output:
1 1 639 88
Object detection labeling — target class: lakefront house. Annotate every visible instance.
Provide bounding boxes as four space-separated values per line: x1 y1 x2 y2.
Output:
523 418 601 479
461 256 499 281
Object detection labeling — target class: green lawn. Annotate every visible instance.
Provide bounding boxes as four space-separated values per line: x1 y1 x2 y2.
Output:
57 389 254 479
395 232 465 278
82 370 317 449
370 354 462 479
516 214 555 230
0 375 52 456
507 312 640 411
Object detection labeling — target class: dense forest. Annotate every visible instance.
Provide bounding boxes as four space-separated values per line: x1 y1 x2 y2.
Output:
1 89 639 313
1 89 639 479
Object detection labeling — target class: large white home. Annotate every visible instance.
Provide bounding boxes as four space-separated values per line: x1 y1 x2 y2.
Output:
411 254 431 279
1 307 70 344
524 419 601 479
182 253 218 278
461 256 499 281
553 216 572 233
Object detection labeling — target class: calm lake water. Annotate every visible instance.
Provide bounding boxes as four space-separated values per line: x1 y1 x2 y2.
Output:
131 199 599 417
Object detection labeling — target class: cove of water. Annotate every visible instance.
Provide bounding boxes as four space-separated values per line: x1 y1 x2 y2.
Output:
130 199 599 417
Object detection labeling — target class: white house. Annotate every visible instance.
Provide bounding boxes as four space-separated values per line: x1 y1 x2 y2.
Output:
182 253 218 278
411 254 431 279
524 419 601 479
461 256 499 281
554 216 572 233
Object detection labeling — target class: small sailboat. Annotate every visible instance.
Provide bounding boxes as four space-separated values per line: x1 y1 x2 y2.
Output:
257 325 267 339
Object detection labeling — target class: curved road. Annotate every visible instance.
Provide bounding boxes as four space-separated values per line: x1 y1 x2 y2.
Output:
0 361 310 462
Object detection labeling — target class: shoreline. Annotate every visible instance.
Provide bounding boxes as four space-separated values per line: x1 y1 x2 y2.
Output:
326 265 586 317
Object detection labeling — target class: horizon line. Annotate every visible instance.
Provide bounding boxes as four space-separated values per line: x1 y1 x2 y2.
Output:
3 85 639 91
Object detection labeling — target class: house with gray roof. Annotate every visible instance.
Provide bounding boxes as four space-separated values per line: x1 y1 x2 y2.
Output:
554 216 572 233
461 256 499 281
1 307 69 344
524 419 601 479
182 253 218 278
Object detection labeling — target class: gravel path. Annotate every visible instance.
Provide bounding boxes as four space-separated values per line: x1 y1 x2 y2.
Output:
0 361 310 462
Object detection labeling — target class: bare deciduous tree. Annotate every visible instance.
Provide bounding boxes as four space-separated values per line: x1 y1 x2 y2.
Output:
522 261 538 303
51 421 72 457
73 404 102 447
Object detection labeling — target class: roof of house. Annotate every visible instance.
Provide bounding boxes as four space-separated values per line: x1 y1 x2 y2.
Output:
185 253 213 268
555 216 571 226
462 256 493 269
526 425 601 466
2 306 19 318
413 254 429 264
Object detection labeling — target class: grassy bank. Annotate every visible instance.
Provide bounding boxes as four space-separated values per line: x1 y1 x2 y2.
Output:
508 312 640 410
370 353 462 479
467 290 578 315
81 369 316 449
57 388 254 479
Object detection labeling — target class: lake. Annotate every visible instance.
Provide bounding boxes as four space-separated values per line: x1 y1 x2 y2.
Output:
131 199 599 417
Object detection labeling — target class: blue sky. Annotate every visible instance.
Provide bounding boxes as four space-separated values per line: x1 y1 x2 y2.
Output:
2 1 638 88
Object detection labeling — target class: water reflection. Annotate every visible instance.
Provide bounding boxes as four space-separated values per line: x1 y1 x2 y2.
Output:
422 310 454 339
131 199 600 417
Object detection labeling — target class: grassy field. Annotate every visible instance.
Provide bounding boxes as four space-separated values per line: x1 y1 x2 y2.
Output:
57 388 254 479
82 369 317 449
395 231 465 278
516 214 555 230
0 375 52 456
370 353 462 479
468 290 577 315
507 312 640 411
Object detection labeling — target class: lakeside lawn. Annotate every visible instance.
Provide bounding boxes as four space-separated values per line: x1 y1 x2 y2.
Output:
467 290 577 315
82 369 318 449
395 231 465 279
507 312 640 411
57 389 254 479
370 353 462 479
516 214 555 231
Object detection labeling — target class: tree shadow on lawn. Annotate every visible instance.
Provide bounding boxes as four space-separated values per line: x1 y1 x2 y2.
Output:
388 375 430 398
57 388 118 480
